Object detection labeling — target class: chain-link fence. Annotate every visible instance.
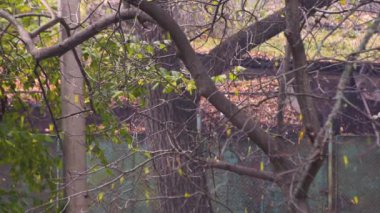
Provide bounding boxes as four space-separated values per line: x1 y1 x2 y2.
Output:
87 135 379 212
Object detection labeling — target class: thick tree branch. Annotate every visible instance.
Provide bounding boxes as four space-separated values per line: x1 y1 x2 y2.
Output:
30 18 61 38
128 0 295 171
204 0 334 76
206 159 276 182
0 10 37 54
0 9 153 60
285 0 321 140
40 0 57 18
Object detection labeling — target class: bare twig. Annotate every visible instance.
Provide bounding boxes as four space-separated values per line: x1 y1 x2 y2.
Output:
294 11 380 200
205 159 277 181
33 62 63 150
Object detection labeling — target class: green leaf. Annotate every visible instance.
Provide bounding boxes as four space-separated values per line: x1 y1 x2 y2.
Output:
112 91 123 99
212 74 227 84
159 43 166 50
185 80 196 94
145 45 154 54
229 72 237 81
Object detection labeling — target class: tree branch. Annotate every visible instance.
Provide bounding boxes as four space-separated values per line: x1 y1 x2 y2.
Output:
206 159 276 182
30 18 61 38
127 0 295 172
285 0 321 141
294 11 380 199
0 8 153 60
40 0 57 18
0 9 37 54
204 0 334 76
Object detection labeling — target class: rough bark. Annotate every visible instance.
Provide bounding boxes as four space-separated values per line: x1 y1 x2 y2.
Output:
146 89 211 212
285 0 321 140
142 2 212 212
59 0 88 212
283 0 322 211
126 2 297 193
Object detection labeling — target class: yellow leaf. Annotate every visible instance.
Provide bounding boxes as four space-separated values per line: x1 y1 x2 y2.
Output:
145 191 150 205
119 176 125 184
298 130 304 144
184 192 191 198
145 191 150 199
351 196 359 205
97 192 104 202
74 95 79 104
260 161 264 171
211 1 219 6
299 114 303 121
49 124 54 132
143 151 152 159
138 79 145 85
111 183 115 189
178 168 184 176
226 128 231 137
339 0 346 5
144 167 150 174
343 155 349 168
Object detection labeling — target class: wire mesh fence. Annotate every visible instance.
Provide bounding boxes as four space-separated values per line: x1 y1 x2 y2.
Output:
86 135 379 212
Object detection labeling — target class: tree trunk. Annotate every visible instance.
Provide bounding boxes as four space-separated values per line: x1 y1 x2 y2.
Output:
141 2 212 211
59 0 88 212
146 89 211 212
